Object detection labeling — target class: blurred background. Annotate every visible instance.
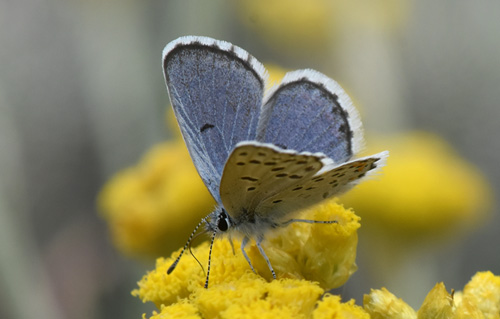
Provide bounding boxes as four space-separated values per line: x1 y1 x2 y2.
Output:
1 1 499 318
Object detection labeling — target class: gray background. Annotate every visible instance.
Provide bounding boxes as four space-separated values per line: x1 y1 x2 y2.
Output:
1 1 499 318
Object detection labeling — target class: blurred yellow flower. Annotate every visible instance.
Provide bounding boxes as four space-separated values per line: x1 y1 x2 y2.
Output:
236 0 408 55
98 141 215 258
341 131 492 243
132 201 362 317
363 271 500 319
265 64 287 89
237 0 332 54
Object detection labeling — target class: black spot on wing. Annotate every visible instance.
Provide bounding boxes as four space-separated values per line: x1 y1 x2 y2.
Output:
200 123 215 132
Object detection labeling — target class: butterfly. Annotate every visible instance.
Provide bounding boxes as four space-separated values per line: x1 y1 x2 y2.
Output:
163 36 388 288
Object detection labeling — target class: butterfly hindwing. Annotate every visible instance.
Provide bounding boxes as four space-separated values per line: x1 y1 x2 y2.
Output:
163 36 267 202
257 70 364 164
257 151 389 218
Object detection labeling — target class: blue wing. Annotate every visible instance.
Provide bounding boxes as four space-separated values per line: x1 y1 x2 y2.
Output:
163 36 267 202
257 70 364 164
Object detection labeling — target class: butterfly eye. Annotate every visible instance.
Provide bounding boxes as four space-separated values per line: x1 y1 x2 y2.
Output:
218 218 228 231
217 209 229 232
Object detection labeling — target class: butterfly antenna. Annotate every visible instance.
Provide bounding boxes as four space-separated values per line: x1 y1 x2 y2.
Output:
204 229 217 289
167 218 207 275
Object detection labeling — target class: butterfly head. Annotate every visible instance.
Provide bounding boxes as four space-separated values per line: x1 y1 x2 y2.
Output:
206 206 233 234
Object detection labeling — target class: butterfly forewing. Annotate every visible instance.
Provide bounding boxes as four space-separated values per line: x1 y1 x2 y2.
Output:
163 36 266 202
219 142 326 220
257 70 364 164
257 152 389 217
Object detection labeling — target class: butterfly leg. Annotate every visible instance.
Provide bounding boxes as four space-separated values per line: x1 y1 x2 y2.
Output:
280 218 338 227
240 236 257 274
256 237 276 279
228 235 236 255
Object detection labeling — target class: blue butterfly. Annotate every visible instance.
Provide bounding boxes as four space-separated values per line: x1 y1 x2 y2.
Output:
163 36 388 287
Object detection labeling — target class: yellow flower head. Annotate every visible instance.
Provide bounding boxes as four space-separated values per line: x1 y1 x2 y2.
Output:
98 141 215 258
341 131 493 243
132 201 363 317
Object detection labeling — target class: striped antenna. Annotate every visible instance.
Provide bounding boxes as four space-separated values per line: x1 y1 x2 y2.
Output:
204 229 218 288
167 218 207 275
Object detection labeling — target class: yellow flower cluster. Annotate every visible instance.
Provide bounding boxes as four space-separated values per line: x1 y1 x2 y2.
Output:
132 201 362 316
135 264 500 319
341 131 492 243
98 141 215 258
364 271 500 319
